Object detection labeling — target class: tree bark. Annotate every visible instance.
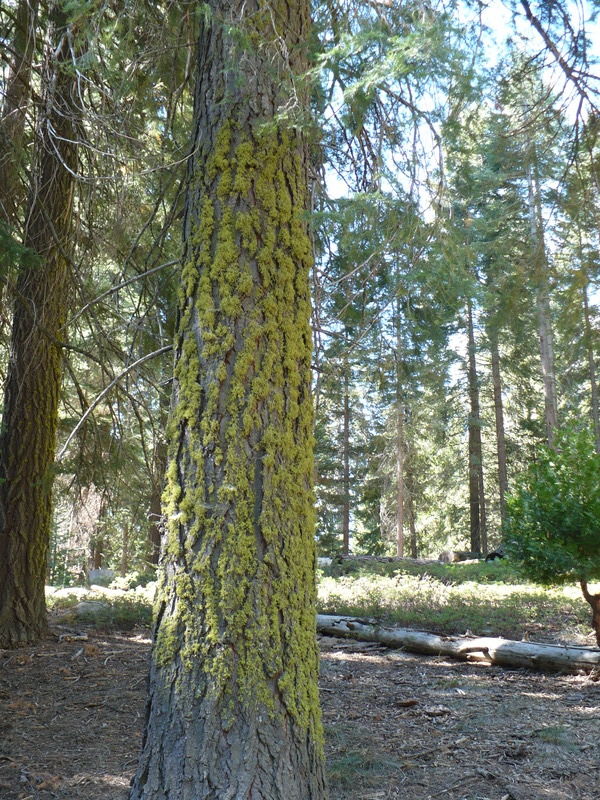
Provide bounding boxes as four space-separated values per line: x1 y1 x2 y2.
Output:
466 300 485 555
317 615 600 672
395 350 405 558
405 456 418 558
526 150 558 446
580 580 600 647
0 0 40 229
130 3 327 799
342 362 350 555
489 330 508 525
0 3 78 649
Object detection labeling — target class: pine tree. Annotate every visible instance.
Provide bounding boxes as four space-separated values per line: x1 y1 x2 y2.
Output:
0 2 79 647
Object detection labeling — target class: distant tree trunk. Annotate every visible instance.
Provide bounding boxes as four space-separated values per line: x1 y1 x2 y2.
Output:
489 330 508 525
0 0 40 228
0 3 78 649
405 457 418 558
130 3 327 799
395 353 405 558
91 538 104 571
527 151 558 446
467 300 485 554
342 362 350 555
582 279 600 453
121 524 129 577
148 439 168 566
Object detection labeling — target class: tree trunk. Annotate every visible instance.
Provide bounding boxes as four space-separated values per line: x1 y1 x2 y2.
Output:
527 151 558 446
489 331 508 525
580 580 600 647
130 3 327 799
342 362 350 555
0 0 40 229
148 438 168 566
120 524 129 578
0 4 78 649
395 351 405 558
405 456 418 559
466 300 484 555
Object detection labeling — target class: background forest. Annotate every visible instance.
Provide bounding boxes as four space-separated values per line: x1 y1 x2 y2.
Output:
1 0 600 584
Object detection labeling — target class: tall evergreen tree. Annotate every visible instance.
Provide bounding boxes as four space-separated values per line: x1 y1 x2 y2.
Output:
0 2 79 647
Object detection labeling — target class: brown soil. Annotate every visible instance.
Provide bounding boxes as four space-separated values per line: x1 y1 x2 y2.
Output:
1 620 599 800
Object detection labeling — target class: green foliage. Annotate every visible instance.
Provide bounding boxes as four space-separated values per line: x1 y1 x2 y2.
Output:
318 560 592 643
504 426 600 586
0 221 39 275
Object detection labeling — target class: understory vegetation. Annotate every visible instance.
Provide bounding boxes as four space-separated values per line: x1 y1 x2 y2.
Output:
47 560 597 646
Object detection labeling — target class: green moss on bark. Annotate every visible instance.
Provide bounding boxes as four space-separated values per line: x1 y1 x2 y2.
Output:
155 121 322 747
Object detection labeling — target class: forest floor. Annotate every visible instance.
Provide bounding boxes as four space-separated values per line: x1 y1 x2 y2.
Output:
1 614 599 800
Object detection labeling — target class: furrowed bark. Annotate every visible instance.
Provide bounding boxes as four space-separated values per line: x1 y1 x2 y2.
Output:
0 3 78 649
130 3 327 798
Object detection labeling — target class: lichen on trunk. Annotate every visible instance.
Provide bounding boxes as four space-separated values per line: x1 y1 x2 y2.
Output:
130 3 327 798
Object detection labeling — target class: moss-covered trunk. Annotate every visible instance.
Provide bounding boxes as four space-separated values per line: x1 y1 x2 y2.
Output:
0 4 77 648
130 2 327 798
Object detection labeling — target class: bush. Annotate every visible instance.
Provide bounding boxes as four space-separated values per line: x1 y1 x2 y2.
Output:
504 426 600 645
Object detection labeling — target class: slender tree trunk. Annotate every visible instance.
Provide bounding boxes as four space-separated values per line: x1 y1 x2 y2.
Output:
527 151 558 445
0 4 78 649
148 438 168 566
466 300 484 555
405 456 417 558
0 0 40 229
395 353 405 558
582 280 600 453
130 3 327 799
121 524 129 577
489 330 508 525
342 363 350 555
91 537 104 571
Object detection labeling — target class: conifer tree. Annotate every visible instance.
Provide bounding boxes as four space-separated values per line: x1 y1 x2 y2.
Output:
0 2 80 647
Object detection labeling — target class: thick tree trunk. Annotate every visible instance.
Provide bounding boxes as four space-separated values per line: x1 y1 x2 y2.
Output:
489 331 508 525
342 363 350 555
466 300 485 555
527 153 558 446
317 615 600 672
130 3 327 799
0 4 78 649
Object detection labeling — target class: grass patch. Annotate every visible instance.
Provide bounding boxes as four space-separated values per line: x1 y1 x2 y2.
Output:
47 586 154 631
533 725 578 750
327 750 406 789
317 561 592 643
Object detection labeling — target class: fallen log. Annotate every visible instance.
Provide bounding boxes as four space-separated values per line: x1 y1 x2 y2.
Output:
316 614 600 673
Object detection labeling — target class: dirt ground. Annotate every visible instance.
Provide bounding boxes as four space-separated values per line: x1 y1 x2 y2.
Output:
0 619 599 800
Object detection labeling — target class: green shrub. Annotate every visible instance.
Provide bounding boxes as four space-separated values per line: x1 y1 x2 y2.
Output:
504 426 600 645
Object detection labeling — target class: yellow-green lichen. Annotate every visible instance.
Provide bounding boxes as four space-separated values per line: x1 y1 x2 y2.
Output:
155 120 323 749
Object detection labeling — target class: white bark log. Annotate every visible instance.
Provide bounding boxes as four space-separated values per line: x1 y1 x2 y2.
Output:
317 615 600 673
